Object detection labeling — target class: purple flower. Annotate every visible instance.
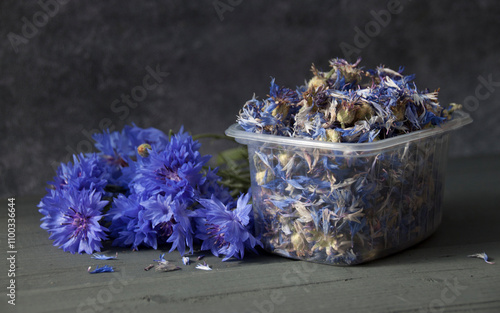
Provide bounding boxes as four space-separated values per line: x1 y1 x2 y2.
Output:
92 125 169 192
141 194 195 255
196 193 261 261
93 129 133 167
107 193 158 250
166 199 196 256
124 124 169 150
142 195 176 230
38 187 109 254
197 167 233 205
93 124 168 164
132 128 210 199
49 153 108 193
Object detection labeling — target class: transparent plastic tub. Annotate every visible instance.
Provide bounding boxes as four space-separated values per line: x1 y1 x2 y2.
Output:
226 111 472 265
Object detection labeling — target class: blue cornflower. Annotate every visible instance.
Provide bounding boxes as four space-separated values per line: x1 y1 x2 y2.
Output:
124 124 169 151
38 187 109 254
196 193 261 261
142 195 176 230
107 193 158 250
133 128 210 199
237 95 290 135
141 194 195 255
197 167 234 205
166 198 196 256
49 153 108 193
269 78 301 105
93 124 168 164
237 97 266 133
93 125 169 191
93 129 133 167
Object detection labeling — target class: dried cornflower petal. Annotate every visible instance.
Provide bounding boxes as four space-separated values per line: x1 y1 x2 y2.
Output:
155 261 181 272
182 256 190 265
144 264 155 271
195 261 212 271
88 265 114 274
237 58 456 143
468 252 495 264
154 253 166 263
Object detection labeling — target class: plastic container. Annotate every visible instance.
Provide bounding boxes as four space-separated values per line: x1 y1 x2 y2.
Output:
226 111 472 265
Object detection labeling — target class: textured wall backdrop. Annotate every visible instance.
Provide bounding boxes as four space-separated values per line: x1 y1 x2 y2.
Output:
1 0 499 198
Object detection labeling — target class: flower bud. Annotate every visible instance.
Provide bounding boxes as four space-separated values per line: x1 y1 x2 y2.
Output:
137 143 152 157
325 129 341 143
337 106 356 127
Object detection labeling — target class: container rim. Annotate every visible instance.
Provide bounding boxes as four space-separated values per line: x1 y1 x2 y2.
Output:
225 110 472 152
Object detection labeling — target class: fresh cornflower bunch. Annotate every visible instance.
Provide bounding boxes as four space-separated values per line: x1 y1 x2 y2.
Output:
38 125 260 260
237 58 460 142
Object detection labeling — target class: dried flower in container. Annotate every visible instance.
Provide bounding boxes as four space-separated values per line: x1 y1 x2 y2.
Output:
228 57 472 265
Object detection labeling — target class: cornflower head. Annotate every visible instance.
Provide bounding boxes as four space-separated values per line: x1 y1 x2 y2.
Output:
49 153 108 193
132 127 210 200
197 167 234 205
92 124 169 192
124 124 169 151
93 124 169 165
196 193 261 261
106 193 158 250
268 78 301 123
237 95 291 136
38 187 109 254
141 194 195 255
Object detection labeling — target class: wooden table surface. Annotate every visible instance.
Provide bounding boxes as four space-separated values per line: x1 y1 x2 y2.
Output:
2 155 499 313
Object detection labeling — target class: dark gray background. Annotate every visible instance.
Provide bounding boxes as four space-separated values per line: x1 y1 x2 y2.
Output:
1 0 499 198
